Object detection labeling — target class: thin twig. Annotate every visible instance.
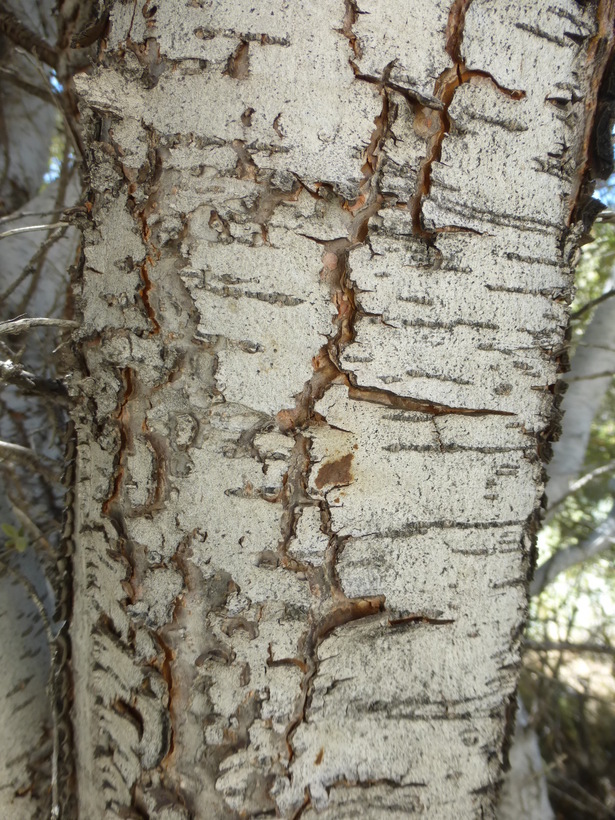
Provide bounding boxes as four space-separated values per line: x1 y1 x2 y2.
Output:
547 459 615 513
0 3 59 68
563 369 615 381
8 495 54 556
0 209 67 225
0 358 69 404
0 440 60 479
570 287 615 320
17 143 76 315
0 66 54 104
524 639 615 656
0 317 78 336
0 226 68 302
0 222 68 240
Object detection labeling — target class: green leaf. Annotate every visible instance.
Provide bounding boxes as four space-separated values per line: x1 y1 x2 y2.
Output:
14 536 27 553
1 523 18 539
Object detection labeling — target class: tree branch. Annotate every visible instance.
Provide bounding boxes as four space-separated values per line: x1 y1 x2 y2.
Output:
0 439 59 478
563 369 615 381
0 66 55 104
0 358 69 404
0 222 68 240
0 317 78 336
570 287 615 320
524 639 615 655
0 3 59 69
545 460 615 518
531 503 615 597
0 225 70 303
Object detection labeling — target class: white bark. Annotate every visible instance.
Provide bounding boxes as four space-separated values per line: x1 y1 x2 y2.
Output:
497 699 554 820
546 270 615 509
70 1 613 817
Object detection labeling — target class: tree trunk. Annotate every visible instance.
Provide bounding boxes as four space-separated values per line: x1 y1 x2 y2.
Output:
69 2 613 817
546 268 615 509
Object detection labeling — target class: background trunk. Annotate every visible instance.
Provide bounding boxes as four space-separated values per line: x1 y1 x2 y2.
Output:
70 1 613 817
546 269 615 509
0 2 81 814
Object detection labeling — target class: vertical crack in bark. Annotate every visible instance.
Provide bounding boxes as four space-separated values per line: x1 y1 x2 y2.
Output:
139 257 161 335
273 432 385 770
410 0 524 239
270 71 391 799
276 86 390 433
269 7 525 805
274 26 517 426
129 126 163 336
340 0 362 60
102 367 135 517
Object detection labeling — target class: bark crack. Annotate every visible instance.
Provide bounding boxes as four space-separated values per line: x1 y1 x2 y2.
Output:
410 0 525 239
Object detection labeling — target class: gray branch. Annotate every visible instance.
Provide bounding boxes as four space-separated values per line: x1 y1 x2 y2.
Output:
0 317 78 336
531 502 615 597
0 358 69 403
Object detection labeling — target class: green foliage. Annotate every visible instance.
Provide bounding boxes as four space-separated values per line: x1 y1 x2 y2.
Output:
570 220 615 337
1 523 28 553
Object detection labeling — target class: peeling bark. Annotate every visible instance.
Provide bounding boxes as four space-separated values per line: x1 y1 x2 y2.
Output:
69 1 614 817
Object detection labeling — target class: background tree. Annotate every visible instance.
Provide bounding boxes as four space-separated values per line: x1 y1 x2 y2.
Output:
0 0 96 815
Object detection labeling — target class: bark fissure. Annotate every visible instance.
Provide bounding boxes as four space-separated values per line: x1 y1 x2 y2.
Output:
410 0 525 239
270 80 393 784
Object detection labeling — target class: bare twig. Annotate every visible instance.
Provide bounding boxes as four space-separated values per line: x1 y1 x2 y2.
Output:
0 225 69 302
531 504 615 597
548 780 613 817
0 3 59 68
524 639 615 656
0 209 67 225
570 287 615 320
0 440 59 478
0 222 69 240
8 495 54 555
563 369 615 381
546 460 615 515
0 358 69 404
0 317 78 336
0 66 54 103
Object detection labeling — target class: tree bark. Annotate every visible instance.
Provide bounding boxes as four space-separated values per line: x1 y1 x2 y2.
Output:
496 699 555 820
70 1 614 817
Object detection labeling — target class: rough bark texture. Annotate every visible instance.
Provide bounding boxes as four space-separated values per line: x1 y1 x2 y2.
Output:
70 1 614 817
